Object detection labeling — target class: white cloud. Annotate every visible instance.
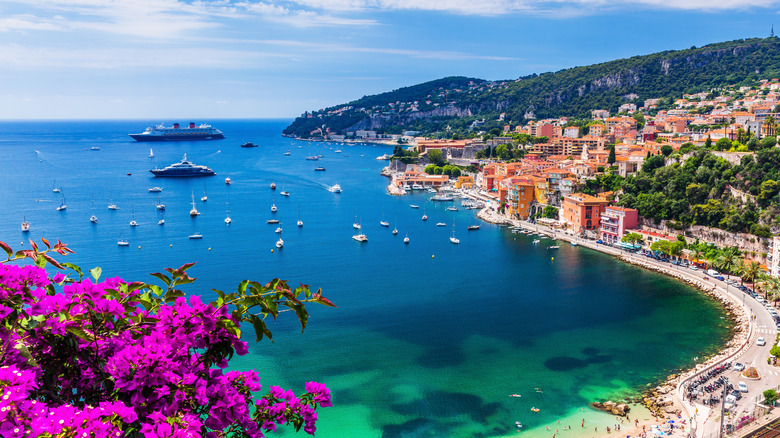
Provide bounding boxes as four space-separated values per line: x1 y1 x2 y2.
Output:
0 15 64 32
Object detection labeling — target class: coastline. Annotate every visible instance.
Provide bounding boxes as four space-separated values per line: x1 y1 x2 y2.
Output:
475 205 753 438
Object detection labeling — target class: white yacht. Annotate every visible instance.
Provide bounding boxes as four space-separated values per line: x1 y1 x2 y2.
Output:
329 184 342 193
271 203 277 213
225 176 231 185
276 235 284 248
404 233 410 244
297 205 303 227
380 211 389 227
411 183 423 190
422 209 428 221
129 206 138 227
201 184 207 202
148 187 162 193
189 233 203 239
353 211 361 229
117 238 129 246
352 233 367 242
225 202 231 225
21 217 30 232
156 194 165 210
56 196 67 211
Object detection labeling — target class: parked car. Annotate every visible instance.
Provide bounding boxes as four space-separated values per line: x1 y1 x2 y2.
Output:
725 394 737 410
757 337 766 346
715 276 725 281
730 389 742 400
691 265 699 271
738 381 748 393
596 240 603 244
733 362 745 371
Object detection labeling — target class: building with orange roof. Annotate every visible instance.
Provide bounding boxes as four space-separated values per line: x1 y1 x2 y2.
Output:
561 192 611 234
455 175 474 189
508 178 535 219
589 124 605 137
599 206 638 244
395 168 449 189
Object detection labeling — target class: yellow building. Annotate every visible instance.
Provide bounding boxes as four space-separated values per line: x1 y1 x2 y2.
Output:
455 175 474 189
528 176 548 204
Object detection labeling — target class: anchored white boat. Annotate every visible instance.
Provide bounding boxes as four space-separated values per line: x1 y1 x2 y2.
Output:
450 227 460 244
329 184 342 193
189 192 199 216
189 233 203 239
297 205 303 227
225 202 231 225
21 217 30 232
117 237 129 246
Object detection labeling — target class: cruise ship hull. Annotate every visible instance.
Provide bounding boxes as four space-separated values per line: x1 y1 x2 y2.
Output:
130 133 225 142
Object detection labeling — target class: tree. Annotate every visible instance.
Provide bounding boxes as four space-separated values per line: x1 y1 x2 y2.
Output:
761 136 777 149
642 155 665 174
424 164 436 174
542 206 558 219
622 232 643 245
607 145 616 164
765 389 780 406
0 239 335 437
427 149 445 166
715 137 732 151
496 144 511 161
744 260 763 294
451 167 462 178
705 136 712 149
661 144 673 157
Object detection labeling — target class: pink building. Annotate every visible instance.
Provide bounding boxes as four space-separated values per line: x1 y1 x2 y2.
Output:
599 206 639 244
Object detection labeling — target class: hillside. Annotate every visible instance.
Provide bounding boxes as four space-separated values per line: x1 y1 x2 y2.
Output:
283 37 780 138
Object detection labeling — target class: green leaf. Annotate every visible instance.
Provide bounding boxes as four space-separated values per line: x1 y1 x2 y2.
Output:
249 314 273 342
66 326 95 342
90 267 102 282
62 263 83 279
126 281 145 293
238 280 249 295
150 272 172 287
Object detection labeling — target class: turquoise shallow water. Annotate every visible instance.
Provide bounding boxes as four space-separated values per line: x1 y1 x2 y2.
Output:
0 119 731 437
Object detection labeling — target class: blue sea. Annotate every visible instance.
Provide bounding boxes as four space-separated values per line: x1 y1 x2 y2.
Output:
0 119 730 437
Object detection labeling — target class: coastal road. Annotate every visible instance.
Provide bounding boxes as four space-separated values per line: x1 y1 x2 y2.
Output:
500 213 780 438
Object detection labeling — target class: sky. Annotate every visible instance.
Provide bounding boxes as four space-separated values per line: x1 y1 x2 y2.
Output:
1 0 779 119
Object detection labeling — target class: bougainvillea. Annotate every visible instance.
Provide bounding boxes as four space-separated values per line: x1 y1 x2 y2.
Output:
0 239 334 437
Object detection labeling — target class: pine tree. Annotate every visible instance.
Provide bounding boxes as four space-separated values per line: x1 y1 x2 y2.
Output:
607 145 616 164
705 136 712 149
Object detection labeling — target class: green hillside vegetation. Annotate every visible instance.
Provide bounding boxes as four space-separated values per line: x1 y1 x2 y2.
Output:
616 145 780 237
284 37 780 138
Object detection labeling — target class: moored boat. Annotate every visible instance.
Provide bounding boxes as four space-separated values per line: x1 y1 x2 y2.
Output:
130 122 224 142
150 154 216 177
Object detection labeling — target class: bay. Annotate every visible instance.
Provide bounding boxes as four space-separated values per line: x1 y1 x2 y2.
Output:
0 119 731 437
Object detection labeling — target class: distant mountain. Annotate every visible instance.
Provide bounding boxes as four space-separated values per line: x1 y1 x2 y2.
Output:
283 37 780 137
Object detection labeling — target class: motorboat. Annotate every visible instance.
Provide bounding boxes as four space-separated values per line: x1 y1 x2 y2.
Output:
306 156 319 161
335 149 342 153
411 184 423 190
270 181 276 190
436 222 446 227
150 154 216 177
328 184 341 193
117 238 129 246
431 194 455 202
158 219 165 226
148 187 162 193
427 188 437 193
275 226 283 233
422 209 428 221
225 177 231 185
314 167 326 171
271 203 277 213
410 205 419 209
404 233 410 244
108 202 119 210
90 146 101 151
241 142 259 148
21 217 30 232
446 206 458 211
267 219 279 224
276 237 284 248
547 245 560 250
571 242 578 247
281 191 290 197
189 233 203 239
284 151 291 156
352 233 367 242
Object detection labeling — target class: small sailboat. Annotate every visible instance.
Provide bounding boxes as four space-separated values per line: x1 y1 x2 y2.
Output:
189 232 203 239
271 203 277 213
90 199 98 223
280 182 290 197
270 181 276 190
380 210 389 227
410 205 419 209
392 218 398 235
353 211 361 229
52 180 60 193
422 209 427 221
436 222 446 227
108 194 119 210
129 205 138 227
148 148 154 158
21 217 30 232
156 194 165 210
467 218 480 230
158 214 165 226
117 237 129 246
403 232 410 244
275 222 283 233
450 226 460 244
284 150 291 156
276 230 284 248
297 204 303 227
201 184 207 202
56 195 67 211
352 220 367 242
148 187 162 193
190 192 199 216
225 176 231 185
225 202 231 225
